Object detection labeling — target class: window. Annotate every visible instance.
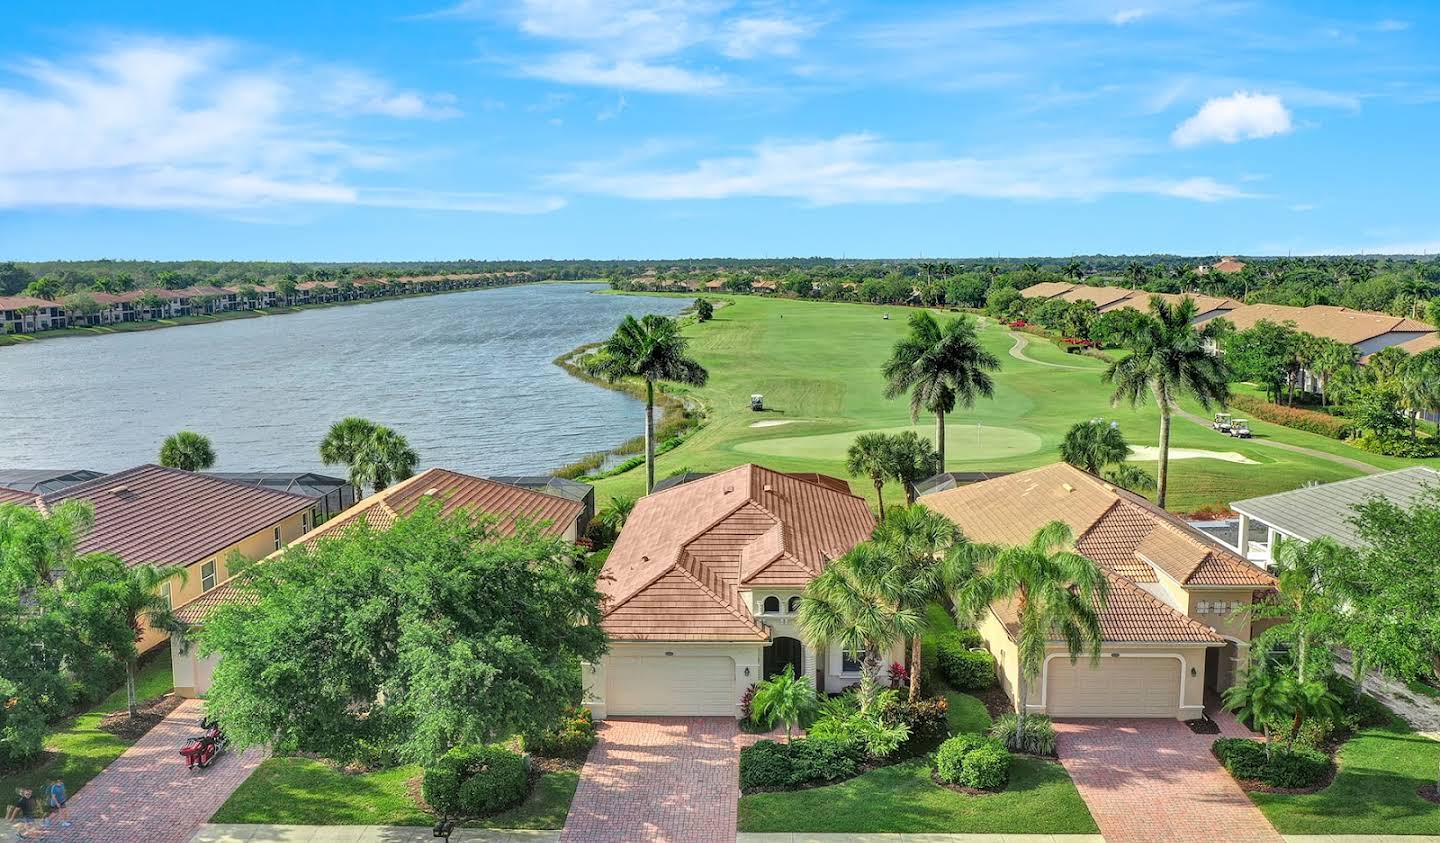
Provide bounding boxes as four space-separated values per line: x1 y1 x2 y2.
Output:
762 596 780 614
1195 601 1209 614
273 526 282 551
787 596 802 613
302 510 312 534
161 580 173 610
201 560 217 592
841 650 863 675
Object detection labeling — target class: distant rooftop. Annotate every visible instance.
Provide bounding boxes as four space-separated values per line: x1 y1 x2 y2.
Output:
0 469 106 495
206 471 352 498
1231 467 1440 548
485 475 594 505
915 471 1014 497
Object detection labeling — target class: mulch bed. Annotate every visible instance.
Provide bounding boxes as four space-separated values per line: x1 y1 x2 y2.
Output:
1184 716 1221 734
1418 784 1440 805
973 685 1013 720
98 693 185 739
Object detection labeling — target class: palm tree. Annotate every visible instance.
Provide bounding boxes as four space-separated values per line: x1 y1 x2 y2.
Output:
846 433 895 523
1103 297 1230 508
1223 669 1297 757
954 521 1108 736
1058 419 1129 474
1126 261 1146 289
798 541 925 712
1102 463 1157 494
1250 537 1353 684
882 312 999 467
158 431 217 471
596 494 636 535
586 315 709 493
885 431 939 505
750 665 819 742
871 504 977 700
71 556 186 717
319 417 418 493
0 499 95 589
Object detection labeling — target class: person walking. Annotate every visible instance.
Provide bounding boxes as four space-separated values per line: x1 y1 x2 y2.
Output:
44 777 70 828
7 787 38 838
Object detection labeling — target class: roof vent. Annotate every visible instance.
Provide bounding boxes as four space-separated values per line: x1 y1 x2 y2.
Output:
1062 483 1074 493
723 485 734 494
423 488 440 496
110 486 130 496
641 555 650 563
763 484 773 492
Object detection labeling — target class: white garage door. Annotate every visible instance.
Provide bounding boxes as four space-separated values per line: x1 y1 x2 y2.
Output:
1046 656 1179 718
607 655 736 716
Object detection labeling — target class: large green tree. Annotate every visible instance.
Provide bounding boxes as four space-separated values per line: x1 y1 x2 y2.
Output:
1058 419 1130 475
1343 488 1440 683
882 312 999 467
955 521 1109 736
586 315 708 493
159 430 217 471
199 504 607 766
1104 297 1230 508
319 417 419 493
1222 320 1299 403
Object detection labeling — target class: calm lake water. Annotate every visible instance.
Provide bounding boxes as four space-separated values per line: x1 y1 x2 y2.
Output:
0 284 687 474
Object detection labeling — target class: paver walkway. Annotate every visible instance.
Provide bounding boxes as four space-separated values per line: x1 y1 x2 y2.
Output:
55 699 266 843
1055 711 1281 843
560 717 767 843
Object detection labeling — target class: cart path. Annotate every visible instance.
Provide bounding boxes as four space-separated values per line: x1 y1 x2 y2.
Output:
1173 408 1383 475
59 699 267 843
1005 331 1098 370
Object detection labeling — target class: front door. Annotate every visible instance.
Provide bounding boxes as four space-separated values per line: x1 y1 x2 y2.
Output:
764 636 803 680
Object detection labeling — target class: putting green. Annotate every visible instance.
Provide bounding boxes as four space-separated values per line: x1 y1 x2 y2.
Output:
733 424 1044 462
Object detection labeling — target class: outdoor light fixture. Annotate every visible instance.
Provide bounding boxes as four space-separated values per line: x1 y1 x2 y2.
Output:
664 651 674 656
1190 667 1198 677
744 667 751 677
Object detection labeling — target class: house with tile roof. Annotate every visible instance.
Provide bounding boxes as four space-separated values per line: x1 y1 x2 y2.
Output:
922 463 1276 720
169 467 587 697
1015 284 1241 325
1221 303 1434 356
583 464 887 719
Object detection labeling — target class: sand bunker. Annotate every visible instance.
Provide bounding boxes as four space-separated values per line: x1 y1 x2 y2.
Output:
1128 446 1260 465
749 420 798 428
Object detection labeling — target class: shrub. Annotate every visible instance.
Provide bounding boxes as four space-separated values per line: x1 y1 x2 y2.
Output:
739 682 758 724
935 638 995 691
524 706 597 760
1213 738 1268 780
1213 739 1331 788
960 743 1012 790
988 714 1057 756
738 737 862 791
1353 434 1440 458
878 696 949 757
887 661 910 689
934 733 996 783
1228 395 1351 439
423 745 529 817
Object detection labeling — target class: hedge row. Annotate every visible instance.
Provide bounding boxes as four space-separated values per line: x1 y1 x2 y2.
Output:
1227 395 1351 439
422 744 529 817
1213 738 1331 789
935 632 996 691
739 737 864 790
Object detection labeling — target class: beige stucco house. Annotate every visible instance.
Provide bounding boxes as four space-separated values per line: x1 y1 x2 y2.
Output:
583 464 895 720
923 464 1276 720
170 467 586 697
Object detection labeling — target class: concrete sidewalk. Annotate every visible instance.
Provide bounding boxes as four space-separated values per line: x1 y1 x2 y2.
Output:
190 827 558 842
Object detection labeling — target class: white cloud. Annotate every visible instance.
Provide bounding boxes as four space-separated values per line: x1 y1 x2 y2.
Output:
0 37 560 214
551 133 1250 205
1375 19 1410 32
1111 8 1148 25
1171 91 1293 147
719 17 806 58
521 53 726 94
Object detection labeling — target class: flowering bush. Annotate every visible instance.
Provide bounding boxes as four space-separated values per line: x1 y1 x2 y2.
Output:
1228 395 1350 439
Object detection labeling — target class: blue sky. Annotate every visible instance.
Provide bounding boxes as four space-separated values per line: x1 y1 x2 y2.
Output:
1 0 1437 260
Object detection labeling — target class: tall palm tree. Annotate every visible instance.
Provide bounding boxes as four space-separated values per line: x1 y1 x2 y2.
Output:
319 417 418 493
885 430 939 505
1126 261 1146 289
882 312 999 467
871 504 977 700
846 433 895 523
798 541 924 712
586 315 709 493
1103 297 1229 508
1058 419 1129 475
70 556 186 717
158 431 217 471
955 521 1108 735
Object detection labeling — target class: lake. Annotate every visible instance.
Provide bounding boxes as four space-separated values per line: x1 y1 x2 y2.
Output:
0 284 688 475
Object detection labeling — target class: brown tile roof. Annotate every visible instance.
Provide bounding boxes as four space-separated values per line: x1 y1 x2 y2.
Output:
599 465 875 641
42 465 313 568
1102 291 1242 316
1222 303 1434 346
1363 331 1440 362
0 487 39 505
0 295 60 310
172 468 584 624
991 571 1223 644
923 463 1273 643
1018 281 1076 299
1212 258 1246 273
173 578 259 624
1058 286 1134 308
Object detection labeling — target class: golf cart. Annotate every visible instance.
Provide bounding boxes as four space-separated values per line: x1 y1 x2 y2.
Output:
1230 419 1252 439
1211 412 1233 433
750 394 764 411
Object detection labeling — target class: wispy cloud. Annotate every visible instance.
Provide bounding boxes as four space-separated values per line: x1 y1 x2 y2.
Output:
551 133 1252 204
0 36 560 214
1172 91 1293 147
1375 19 1410 32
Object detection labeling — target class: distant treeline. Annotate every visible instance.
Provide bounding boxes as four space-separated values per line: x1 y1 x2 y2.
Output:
4 255 1439 320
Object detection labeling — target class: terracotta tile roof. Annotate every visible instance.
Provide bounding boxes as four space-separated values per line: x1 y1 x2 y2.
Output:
1362 331 1440 361
0 295 60 310
0 487 39 505
599 465 874 641
1222 303 1434 346
1058 286 1134 308
1103 291 1242 316
173 578 258 624
991 571 1223 644
923 463 1273 644
42 465 313 568
173 468 584 624
1212 258 1246 273
1019 282 1076 299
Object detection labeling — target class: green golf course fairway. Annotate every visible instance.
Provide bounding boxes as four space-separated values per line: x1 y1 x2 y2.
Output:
587 293 1431 512
735 423 1044 461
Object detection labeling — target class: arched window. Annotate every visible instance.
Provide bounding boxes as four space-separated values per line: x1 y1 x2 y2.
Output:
763 595 780 613
787 596 802 613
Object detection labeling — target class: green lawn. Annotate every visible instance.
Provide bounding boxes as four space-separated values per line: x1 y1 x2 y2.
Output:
737 756 1097 834
0 650 174 798
210 756 579 829
1249 714 1440 834
590 294 1437 514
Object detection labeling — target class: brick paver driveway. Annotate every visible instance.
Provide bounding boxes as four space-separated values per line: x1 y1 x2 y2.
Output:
58 699 266 843
561 717 762 843
1056 711 1281 843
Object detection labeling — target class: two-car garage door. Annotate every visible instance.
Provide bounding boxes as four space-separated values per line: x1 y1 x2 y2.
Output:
606 655 736 716
1046 656 1180 718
